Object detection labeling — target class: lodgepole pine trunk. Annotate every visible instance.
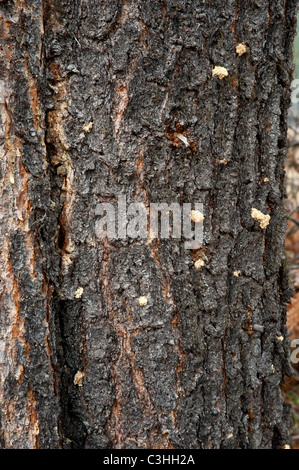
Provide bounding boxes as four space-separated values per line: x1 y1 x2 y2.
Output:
0 0 298 449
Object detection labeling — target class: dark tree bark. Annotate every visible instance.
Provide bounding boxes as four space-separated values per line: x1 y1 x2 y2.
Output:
0 0 298 449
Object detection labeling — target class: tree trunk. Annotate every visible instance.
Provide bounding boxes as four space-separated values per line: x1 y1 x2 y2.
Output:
0 0 298 449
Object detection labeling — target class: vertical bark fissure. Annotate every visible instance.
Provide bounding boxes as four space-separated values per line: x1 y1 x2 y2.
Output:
0 0 61 448
40 0 89 448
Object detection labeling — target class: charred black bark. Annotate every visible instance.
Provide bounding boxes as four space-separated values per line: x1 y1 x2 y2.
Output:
0 0 298 449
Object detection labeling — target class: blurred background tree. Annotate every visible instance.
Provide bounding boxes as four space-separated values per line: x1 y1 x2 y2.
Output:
285 10 299 451
294 14 299 79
